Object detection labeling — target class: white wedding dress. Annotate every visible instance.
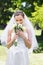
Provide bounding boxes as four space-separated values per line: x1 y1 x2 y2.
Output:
6 31 30 65
0 12 38 65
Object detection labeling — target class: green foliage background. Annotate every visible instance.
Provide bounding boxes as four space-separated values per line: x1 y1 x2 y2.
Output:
0 0 43 29
0 0 43 53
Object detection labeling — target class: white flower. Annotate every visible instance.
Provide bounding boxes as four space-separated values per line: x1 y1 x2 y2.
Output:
13 23 26 33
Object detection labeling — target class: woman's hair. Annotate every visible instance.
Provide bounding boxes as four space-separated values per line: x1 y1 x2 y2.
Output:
14 10 24 18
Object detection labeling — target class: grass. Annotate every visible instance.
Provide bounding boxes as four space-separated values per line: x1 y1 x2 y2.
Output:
0 30 3 36
0 46 7 65
29 53 43 65
0 46 7 62
35 29 42 36
0 46 43 65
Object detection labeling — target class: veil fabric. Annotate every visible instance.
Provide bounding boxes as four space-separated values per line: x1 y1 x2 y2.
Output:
24 14 38 52
1 14 15 46
1 12 38 52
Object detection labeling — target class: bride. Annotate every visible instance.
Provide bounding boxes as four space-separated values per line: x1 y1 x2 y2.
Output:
1 10 38 65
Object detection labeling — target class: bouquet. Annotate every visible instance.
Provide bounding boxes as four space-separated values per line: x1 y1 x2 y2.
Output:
13 23 25 33
13 23 26 46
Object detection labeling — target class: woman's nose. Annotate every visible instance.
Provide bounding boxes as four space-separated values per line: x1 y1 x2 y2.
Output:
17 21 20 24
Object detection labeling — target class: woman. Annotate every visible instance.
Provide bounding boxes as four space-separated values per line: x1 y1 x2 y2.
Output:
6 11 32 49
1 10 38 65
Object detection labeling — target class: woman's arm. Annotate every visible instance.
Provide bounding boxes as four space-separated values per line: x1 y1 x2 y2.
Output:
6 39 14 49
18 30 32 48
6 29 14 48
23 29 32 48
22 35 32 48
6 30 18 49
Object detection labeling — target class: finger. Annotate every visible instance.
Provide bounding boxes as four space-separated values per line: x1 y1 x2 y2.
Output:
16 33 18 35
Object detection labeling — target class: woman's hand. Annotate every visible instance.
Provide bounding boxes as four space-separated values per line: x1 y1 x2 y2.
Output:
17 30 25 39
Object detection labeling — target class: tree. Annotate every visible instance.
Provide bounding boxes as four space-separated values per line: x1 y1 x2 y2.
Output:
0 0 43 29
0 0 22 29
29 3 43 35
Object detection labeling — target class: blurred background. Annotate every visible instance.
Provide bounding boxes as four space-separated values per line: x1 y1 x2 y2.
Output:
0 0 43 65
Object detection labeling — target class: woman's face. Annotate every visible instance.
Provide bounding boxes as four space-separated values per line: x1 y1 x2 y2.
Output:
14 15 24 24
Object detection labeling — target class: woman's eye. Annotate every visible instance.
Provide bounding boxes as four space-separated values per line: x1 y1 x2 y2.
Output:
16 20 18 21
20 19 22 21
16 19 22 22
